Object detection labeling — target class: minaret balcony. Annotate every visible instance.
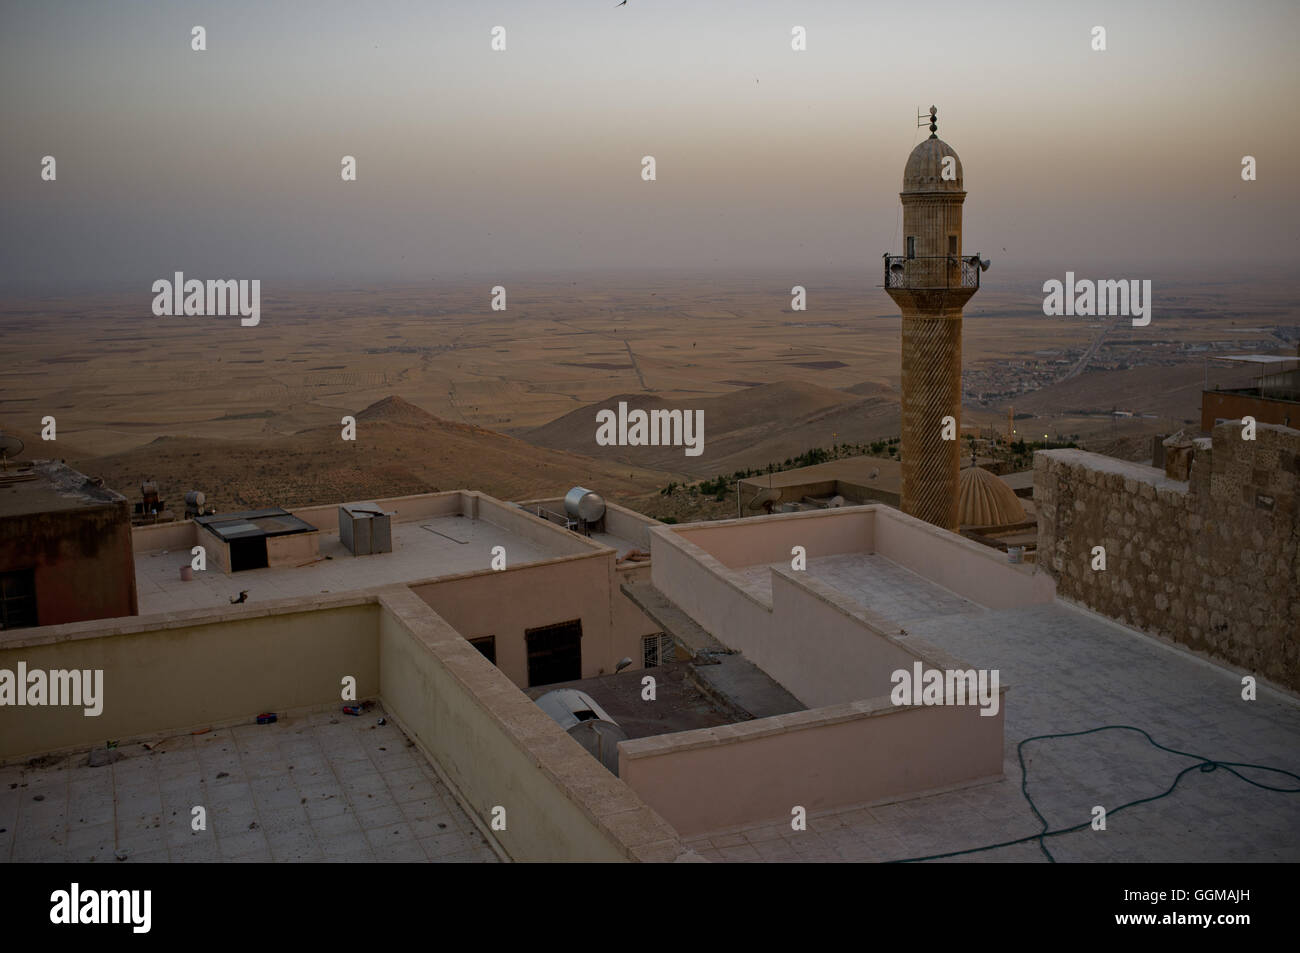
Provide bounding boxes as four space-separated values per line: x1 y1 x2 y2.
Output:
883 254 982 291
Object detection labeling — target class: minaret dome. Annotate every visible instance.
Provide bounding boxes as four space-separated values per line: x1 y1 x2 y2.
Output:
903 138 964 193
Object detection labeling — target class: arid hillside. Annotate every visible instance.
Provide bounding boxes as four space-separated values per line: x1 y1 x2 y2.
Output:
60 396 679 513
523 380 900 478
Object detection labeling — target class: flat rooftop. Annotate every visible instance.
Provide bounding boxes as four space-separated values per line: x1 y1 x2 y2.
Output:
735 552 980 627
686 601 1300 862
135 513 561 614
0 460 127 519
1 703 497 863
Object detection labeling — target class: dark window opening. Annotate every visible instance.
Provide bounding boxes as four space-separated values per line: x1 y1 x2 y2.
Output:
948 235 958 255
469 635 496 665
228 537 268 572
906 236 916 259
525 619 583 688
0 569 37 630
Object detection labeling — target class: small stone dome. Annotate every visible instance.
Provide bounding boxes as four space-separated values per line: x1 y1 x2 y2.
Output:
903 137 963 193
958 467 1025 527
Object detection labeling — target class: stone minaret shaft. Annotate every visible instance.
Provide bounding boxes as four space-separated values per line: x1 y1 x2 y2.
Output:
884 108 980 532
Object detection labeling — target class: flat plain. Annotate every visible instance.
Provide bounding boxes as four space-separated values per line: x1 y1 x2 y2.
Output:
0 268 1292 516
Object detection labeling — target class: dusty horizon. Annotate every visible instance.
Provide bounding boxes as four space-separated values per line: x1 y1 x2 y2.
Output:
3 0 1297 292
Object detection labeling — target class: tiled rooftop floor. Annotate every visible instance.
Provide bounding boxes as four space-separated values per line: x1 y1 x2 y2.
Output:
1 704 498 863
135 515 555 614
689 602 1300 863
735 553 980 625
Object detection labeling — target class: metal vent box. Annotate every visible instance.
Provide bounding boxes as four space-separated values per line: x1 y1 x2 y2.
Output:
339 503 392 555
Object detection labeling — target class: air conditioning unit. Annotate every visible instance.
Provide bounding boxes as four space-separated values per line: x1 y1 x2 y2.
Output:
339 503 393 555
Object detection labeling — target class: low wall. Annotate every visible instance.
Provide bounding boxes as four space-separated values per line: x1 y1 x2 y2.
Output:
131 519 199 554
620 692 1005 838
0 597 379 761
766 569 919 707
1036 423 1300 691
475 494 604 557
292 491 465 534
377 589 688 862
873 506 1056 609
650 509 1002 709
669 507 874 570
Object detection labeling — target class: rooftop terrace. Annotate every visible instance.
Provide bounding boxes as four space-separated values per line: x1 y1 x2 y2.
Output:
2 703 498 863
685 601 1300 862
633 503 1299 859
132 491 602 615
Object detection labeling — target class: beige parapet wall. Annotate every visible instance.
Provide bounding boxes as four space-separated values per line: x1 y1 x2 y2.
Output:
871 505 1056 609
670 507 874 570
651 505 1046 708
377 588 689 862
636 504 1014 836
0 596 379 761
651 528 915 708
619 692 1006 839
131 520 200 554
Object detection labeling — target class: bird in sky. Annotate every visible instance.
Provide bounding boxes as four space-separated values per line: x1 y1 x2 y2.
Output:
616 1 627 5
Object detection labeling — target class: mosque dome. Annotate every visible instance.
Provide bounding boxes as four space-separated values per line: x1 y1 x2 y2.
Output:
958 467 1026 527
903 137 964 193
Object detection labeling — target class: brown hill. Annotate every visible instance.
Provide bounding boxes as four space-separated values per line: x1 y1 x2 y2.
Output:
67 396 680 513
523 380 900 478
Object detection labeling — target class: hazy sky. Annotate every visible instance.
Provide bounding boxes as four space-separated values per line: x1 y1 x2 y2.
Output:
2 0 1296 291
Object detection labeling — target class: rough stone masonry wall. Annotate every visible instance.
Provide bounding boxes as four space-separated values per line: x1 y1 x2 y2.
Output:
1035 422 1300 692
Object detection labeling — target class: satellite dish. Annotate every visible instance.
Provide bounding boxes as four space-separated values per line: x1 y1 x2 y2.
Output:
0 433 24 470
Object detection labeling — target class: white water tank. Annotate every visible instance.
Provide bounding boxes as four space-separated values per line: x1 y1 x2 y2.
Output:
563 486 606 523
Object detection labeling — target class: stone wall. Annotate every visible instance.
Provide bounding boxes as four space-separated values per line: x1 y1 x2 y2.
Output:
1035 422 1300 692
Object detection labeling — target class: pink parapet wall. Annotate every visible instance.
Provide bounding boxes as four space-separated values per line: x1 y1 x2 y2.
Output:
619 692 1006 840
631 504 1035 837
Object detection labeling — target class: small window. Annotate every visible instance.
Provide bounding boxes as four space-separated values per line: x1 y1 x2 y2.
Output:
948 235 958 256
469 635 496 665
906 236 916 259
525 620 583 687
0 569 37 630
643 633 675 668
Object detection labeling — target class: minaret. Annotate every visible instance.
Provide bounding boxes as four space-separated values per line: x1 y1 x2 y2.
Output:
884 107 985 532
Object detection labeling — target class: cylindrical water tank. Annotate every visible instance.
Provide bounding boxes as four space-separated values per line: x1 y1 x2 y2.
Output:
185 491 206 508
564 486 605 523
533 689 627 775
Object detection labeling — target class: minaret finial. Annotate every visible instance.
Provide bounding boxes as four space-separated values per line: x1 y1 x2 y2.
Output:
928 105 938 139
